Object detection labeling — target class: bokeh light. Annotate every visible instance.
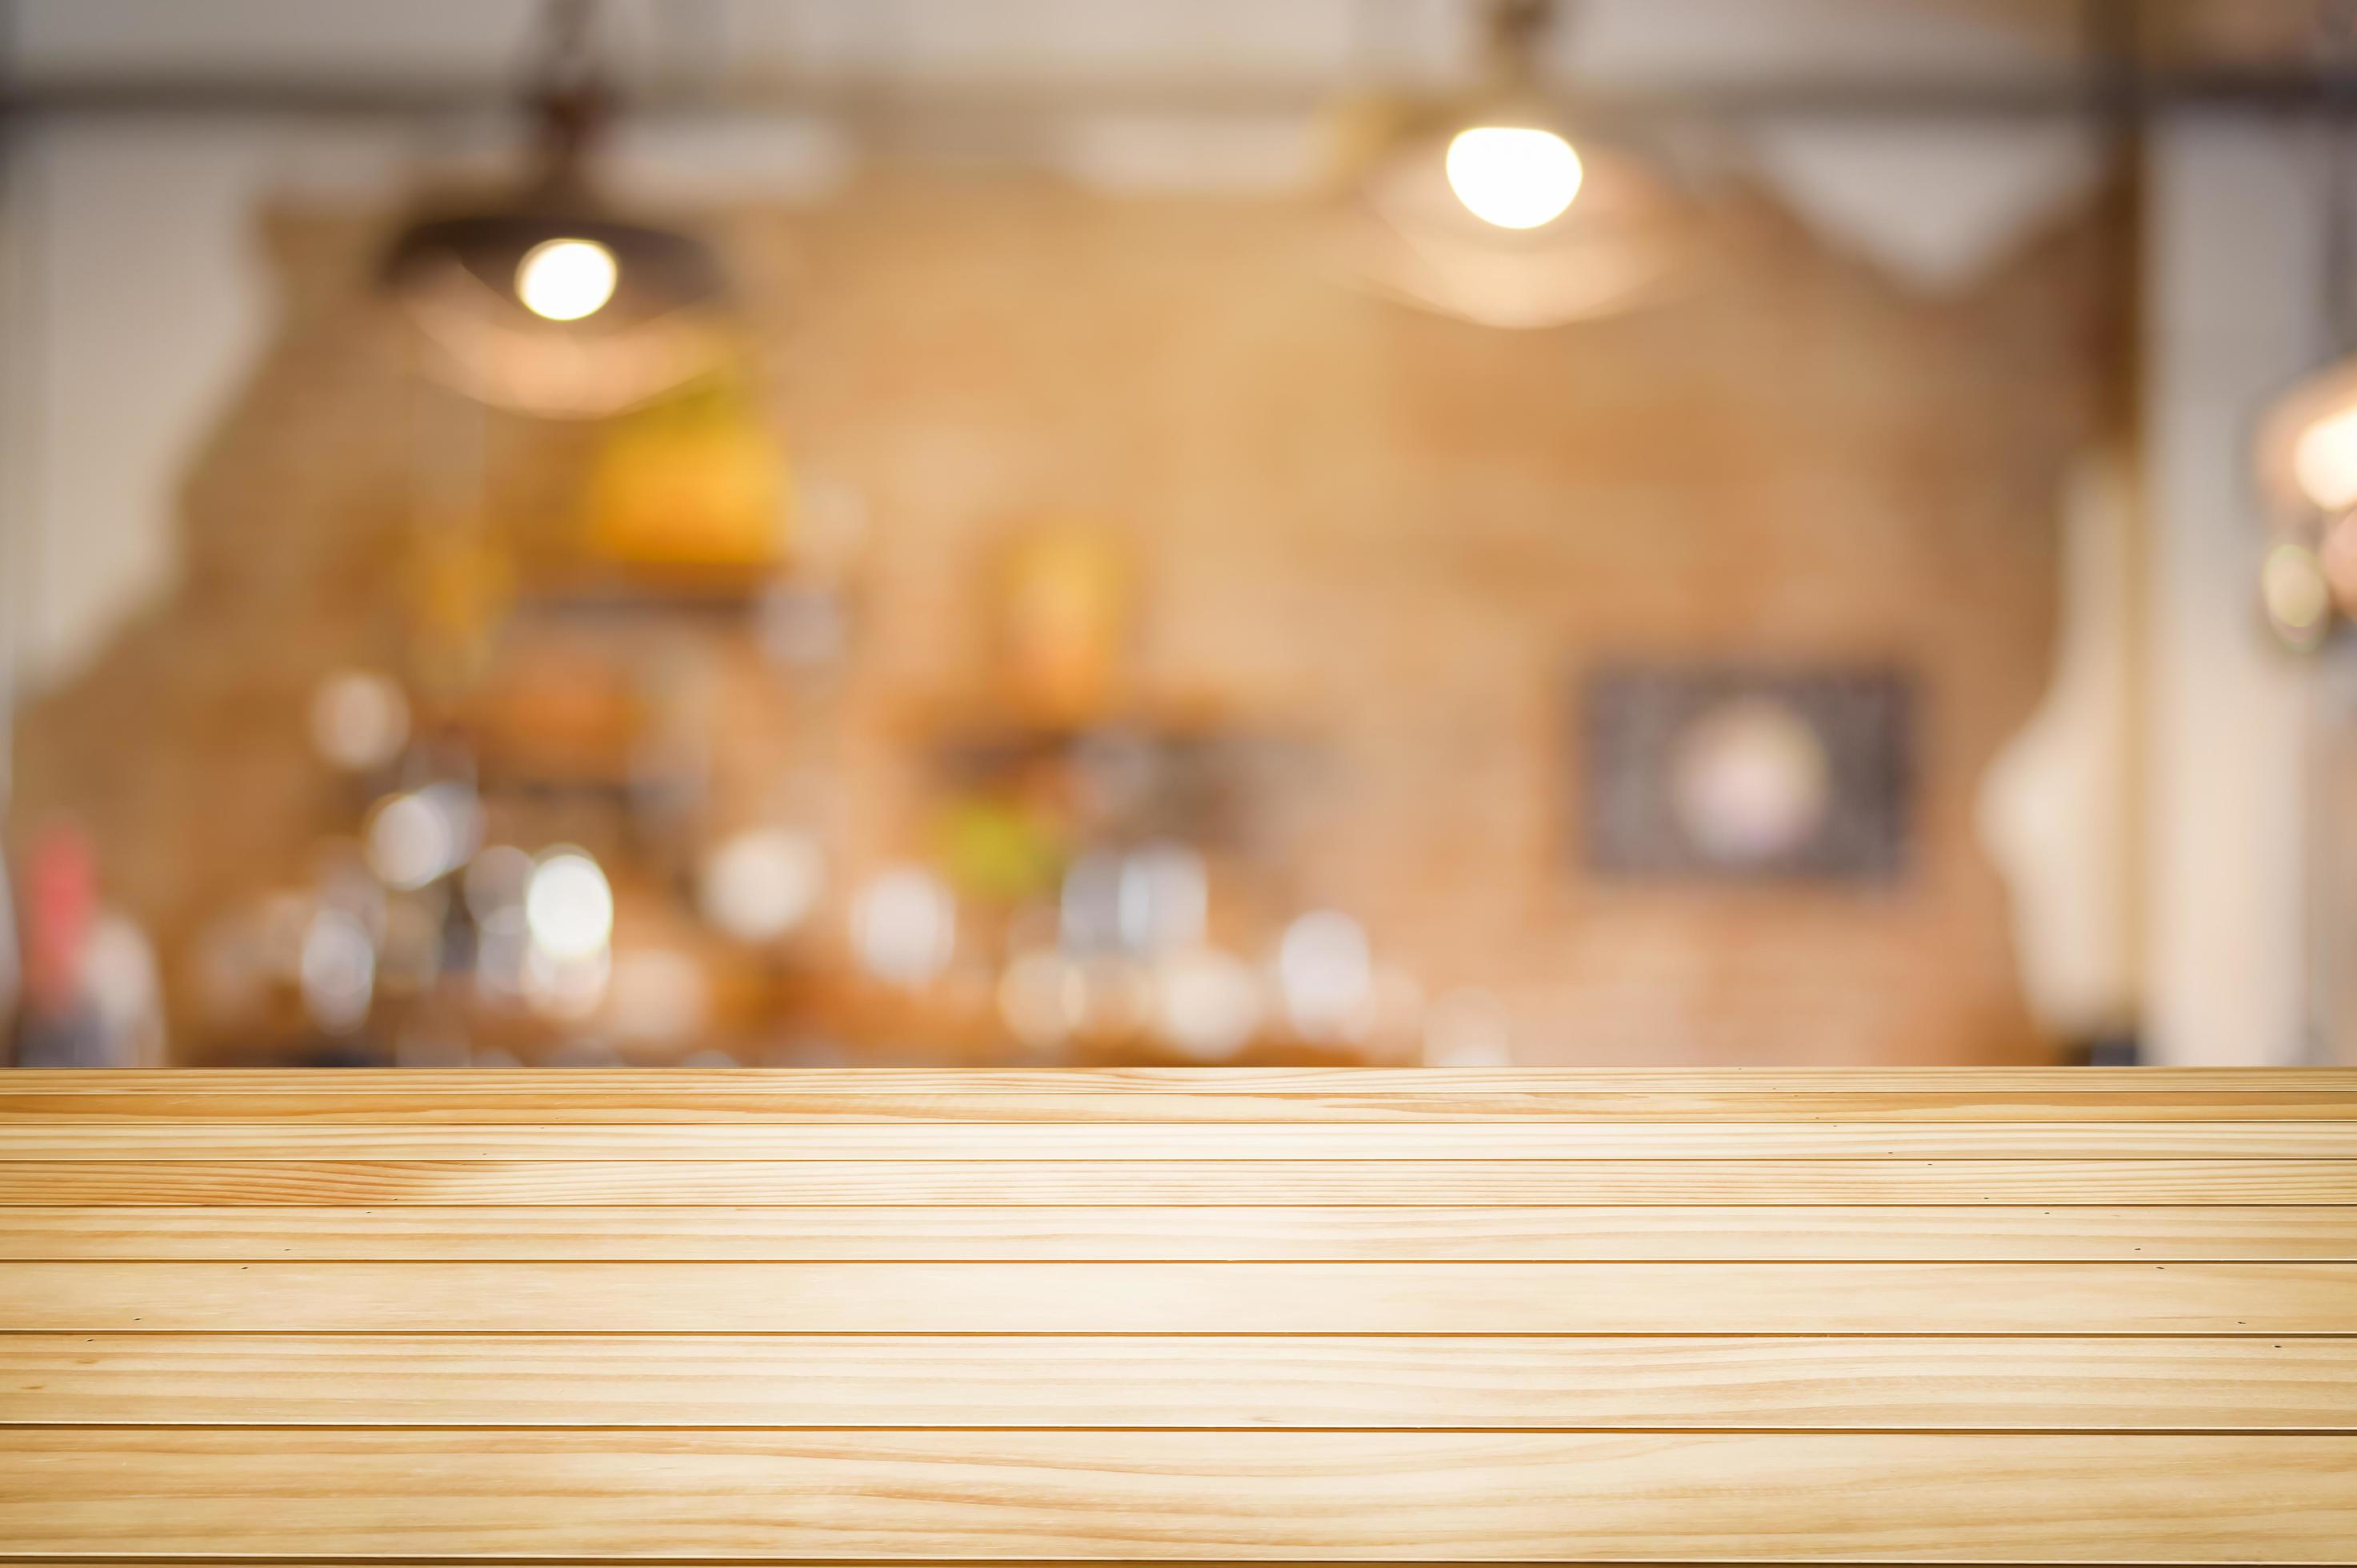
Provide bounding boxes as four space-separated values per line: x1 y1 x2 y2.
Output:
1277 910 1373 1041
1150 945 1263 1059
525 849 615 962
698 827 826 943
2263 542 2333 644
2293 402 2357 513
852 866 957 988
1118 842 1207 953
308 669 410 773
364 793 455 890
298 907 374 1034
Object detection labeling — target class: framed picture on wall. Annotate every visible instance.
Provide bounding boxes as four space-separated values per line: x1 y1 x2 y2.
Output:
1578 663 1914 882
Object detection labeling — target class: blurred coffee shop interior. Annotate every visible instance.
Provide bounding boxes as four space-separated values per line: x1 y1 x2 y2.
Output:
1 0 2355 1073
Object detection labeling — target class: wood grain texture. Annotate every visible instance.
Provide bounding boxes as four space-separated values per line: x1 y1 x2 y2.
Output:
9 1158 2357 1205
0 1562 2175 1568
4 1428 2355 1561
6 1068 2357 1122
38 1090 2357 1121
10 1068 2354 1092
5 1068 2353 1565
6 1204 2351 1259
9 1333 2356 1430
6 1120 2355 1158
8 1259 2355 1333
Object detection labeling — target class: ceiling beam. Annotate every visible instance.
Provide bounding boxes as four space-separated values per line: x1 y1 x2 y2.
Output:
6 65 2357 126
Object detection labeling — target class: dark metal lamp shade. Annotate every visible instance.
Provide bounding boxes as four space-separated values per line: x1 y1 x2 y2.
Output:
381 195 738 419
377 1 738 418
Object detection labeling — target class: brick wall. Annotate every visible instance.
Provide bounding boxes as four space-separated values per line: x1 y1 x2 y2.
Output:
10 172 2102 1064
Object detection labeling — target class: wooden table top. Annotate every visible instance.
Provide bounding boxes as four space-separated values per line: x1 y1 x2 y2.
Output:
2 1067 2355 1565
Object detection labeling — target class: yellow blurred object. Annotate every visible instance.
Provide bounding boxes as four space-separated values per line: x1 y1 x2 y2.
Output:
936 796 1065 904
586 382 788 570
998 526 1130 724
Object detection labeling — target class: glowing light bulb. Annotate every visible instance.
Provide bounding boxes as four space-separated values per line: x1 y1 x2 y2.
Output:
1445 126 1583 230
515 238 617 321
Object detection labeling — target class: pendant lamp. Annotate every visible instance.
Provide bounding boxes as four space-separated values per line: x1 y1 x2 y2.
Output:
380 0 735 418
1333 0 1695 330
2251 91 2357 646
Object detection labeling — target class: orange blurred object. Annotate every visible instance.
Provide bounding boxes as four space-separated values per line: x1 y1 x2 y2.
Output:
586 383 788 571
997 526 1131 725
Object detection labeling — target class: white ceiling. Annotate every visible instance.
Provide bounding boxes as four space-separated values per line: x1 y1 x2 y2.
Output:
4 0 2082 98
0 2 2151 297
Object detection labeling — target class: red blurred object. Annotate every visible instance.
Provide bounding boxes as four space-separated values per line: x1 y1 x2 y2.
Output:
22 824 98 1015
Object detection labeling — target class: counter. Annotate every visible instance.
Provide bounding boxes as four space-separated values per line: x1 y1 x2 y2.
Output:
2 1068 2354 1562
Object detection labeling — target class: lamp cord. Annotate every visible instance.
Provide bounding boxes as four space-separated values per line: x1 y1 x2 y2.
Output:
1480 0 1559 94
525 0 611 184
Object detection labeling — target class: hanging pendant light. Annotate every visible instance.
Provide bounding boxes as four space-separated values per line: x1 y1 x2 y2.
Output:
2251 50 2357 647
2255 363 2357 646
380 0 735 418
1333 0 1695 330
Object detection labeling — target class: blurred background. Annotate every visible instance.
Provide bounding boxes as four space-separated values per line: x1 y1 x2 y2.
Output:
0 0 2351 1070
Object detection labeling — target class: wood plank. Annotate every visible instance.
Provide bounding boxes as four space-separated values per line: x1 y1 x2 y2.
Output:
6 1120 2356 1159
0 1556 2187 1566
2 1429 2352 1560
13 1091 2357 1124
0 1561 2177 1568
6 1158 2356 1205
7 1204 2354 1260
11 1068 2356 1093
6 1261 2352 1333
6 1068 2356 1126
8 1333 2356 1430
10 1070 2355 1564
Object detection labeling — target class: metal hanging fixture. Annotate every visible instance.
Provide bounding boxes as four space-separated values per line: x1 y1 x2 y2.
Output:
2251 0 2357 646
378 0 736 418
1332 0 1696 330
